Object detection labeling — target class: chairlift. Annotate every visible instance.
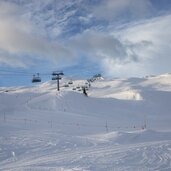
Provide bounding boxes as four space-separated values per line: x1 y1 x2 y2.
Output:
32 73 41 83
68 80 73 84
64 84 69 87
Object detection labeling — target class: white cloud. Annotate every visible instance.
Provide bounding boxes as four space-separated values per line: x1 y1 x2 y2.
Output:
92 0 153 21
68 30 152 77
93 13 171 77
101 58 147 77
68 13 171 77
0 1 73 68
115 14 171 75
69 30 139 61
0 50 31 67
0 1 171 78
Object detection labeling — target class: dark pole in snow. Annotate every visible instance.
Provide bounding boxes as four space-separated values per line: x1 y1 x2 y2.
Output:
57 75 60 91
105 121 108 133
144 113 147 129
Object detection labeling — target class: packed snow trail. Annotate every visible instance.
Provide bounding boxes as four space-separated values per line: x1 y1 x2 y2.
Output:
1 74 171 170
0 136 171 171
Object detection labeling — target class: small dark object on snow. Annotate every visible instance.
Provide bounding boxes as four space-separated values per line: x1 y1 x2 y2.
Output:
82 87 88 96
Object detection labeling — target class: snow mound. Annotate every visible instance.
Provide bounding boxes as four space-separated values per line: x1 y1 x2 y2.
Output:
114 130 171 144
89 79 143 100
104 90 143 100
142 73 171 91
88 130 171 144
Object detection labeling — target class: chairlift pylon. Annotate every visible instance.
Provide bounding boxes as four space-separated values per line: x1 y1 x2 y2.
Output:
51 71 64 91
52 75 62 80
52 71 64 76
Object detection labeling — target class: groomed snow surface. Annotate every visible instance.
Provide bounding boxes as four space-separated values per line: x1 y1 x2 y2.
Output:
0 74 171 171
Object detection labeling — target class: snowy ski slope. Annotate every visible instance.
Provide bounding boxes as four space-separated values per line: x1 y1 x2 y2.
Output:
0 74 171 170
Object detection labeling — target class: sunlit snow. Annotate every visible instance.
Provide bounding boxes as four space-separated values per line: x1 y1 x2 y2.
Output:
0 74 171 170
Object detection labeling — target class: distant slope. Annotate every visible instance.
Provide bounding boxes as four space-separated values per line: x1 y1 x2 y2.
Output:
0 74 171 170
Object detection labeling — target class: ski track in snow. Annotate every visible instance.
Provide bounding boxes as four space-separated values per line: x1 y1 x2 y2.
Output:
1 75 171 170
0 140 171 171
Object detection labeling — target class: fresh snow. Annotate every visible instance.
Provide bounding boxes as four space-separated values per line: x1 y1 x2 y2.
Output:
0 74 171 170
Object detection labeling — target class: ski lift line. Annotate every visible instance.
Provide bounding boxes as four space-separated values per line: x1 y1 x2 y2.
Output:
0 72 51 76
0 73 32 76
0 69 33 74
0 69 53 76
0 72 32 76
0 69 97 78
0 72 52 77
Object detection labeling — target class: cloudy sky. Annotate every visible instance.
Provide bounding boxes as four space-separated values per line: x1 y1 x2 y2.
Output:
0 0 171 86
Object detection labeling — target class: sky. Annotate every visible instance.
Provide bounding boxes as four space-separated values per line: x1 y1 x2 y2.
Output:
0 0 171 86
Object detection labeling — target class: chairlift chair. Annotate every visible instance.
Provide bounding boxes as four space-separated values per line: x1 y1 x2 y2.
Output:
68 80 73 84
64 84 69 87
32 73 41 83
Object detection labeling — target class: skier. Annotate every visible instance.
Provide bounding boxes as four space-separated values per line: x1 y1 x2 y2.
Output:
82 87 88 96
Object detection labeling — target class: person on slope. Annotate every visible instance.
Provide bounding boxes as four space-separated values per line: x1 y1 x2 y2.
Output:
82 87 88 96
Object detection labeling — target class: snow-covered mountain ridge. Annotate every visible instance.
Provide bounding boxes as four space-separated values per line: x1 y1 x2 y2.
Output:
0 74 171 170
